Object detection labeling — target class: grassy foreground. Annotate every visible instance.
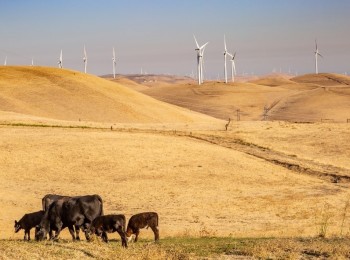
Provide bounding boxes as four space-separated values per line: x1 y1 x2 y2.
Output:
1 237 349 259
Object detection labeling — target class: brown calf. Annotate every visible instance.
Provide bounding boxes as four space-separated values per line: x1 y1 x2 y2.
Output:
126 212 159 242
90 214 127 247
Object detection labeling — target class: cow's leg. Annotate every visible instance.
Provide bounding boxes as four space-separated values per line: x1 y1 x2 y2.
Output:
74 225 80 241
101 231 109 243
52 223 63 241
68 226 76 241
134 229 140 242
28 230 31 241
116 227 128 248
24 230 28 241
150 225 159 241
83 223 91 241
49 229 54 240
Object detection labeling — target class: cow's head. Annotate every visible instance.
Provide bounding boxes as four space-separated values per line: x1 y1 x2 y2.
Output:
125 228 136 242
35 224 47 241
14 220 21 233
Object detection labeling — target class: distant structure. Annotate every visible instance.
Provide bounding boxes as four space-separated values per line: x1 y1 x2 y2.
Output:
83 45 87 73
223 35 232 83
193 35 209 85
314 39 323 74
58 50 63 68
228 52 237 83
112 47 117 78
4 56 7 66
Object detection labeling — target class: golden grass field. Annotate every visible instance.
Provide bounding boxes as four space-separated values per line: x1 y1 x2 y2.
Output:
1 66 350 258
134 73 350 123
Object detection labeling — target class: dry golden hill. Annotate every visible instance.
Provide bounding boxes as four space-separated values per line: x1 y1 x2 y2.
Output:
0 66 219 125
116 73 350 122
140 81 298 121
268 73 350 122
250 74 294 86
292 73 350 86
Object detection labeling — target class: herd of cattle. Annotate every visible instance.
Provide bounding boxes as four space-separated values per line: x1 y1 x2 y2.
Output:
14 194 159 247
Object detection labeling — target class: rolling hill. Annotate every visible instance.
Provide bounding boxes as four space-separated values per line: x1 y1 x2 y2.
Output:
0 66 220 125
114 73 350 122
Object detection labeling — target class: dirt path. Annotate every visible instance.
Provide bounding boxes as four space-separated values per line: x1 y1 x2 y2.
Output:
180 132 350 185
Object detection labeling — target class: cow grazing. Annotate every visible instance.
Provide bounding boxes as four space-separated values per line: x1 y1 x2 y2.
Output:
126 212 159 242
36 194 103 241
15 210 45 241
90 214 127 247
42 194 71 212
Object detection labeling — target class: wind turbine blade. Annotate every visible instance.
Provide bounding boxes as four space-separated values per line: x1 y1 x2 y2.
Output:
227 52 233 58
200 42 209 50
233 61 237 75
84 45 87 59
193 35 200 48
224 35 227 52
233 52 236 60
318 53 323 58
113 47 115 58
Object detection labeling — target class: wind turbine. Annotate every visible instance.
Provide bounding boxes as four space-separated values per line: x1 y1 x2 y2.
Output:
83 45 87 73
31 57 34 66
315 39 323 74
227 52 237 83
112 47 116 78
224 35 229 83
193 35 208 85
58 50 63 68
4 56 7 66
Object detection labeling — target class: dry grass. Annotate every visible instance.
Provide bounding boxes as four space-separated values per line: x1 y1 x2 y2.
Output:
0 237 349 259
1 67 350 258
130 73 350 122
0 66 218 124
1 124 350 242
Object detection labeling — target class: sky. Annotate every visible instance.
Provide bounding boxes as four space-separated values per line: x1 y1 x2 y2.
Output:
0 0 349 77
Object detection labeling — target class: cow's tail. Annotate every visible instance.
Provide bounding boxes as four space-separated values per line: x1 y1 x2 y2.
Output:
155 212 159 227
96 194 104 216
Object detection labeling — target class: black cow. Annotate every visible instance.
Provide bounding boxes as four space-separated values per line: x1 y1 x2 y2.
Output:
15 210 45 241
126 212 159 242
89 214 127 247
42 194 71 212
36 194 103 241
41 194 84 239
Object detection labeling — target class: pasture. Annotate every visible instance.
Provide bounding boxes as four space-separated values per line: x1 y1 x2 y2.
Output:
1 67 350 258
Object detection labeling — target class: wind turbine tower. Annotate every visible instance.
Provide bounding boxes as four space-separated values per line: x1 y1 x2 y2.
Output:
83 45 87 73
112 47 116 79
228 52 237 83
224 35 228 83
58 50 63 68
193 35 209 85
4 56 7 66
315 40 323 74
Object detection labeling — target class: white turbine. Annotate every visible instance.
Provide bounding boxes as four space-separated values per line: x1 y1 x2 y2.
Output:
315 40 323 74
193 35 208 85
31 57 34 66
83 45 87 73
224 35 228 83
4 56 7 66
112 47 116 79
227 52 237 83
58 49 63 68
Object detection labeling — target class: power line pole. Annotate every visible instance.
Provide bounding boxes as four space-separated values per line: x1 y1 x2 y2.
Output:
236 109 241 121
263 105 269 121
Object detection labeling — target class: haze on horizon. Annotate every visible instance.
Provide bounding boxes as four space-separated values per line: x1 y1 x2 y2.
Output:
0 0 349 77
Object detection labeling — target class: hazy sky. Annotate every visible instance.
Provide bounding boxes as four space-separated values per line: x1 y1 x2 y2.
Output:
1 0 349 77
